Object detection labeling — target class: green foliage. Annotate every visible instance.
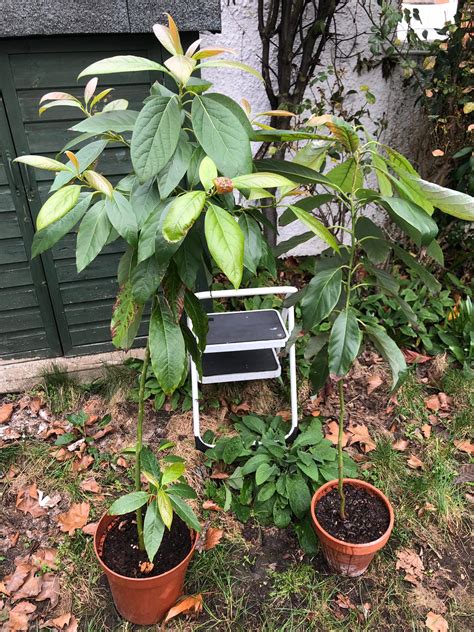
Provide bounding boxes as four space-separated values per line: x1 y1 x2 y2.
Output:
358 274 473 369
204 416 357 553
109 443 200 562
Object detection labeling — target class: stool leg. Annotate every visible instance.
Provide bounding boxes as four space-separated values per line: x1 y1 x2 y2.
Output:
191 359 215 451
285 305 299 443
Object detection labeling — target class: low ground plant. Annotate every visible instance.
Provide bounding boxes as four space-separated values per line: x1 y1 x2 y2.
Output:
204 415 357 552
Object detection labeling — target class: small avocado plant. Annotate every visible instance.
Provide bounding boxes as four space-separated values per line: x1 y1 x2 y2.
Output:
13 16 317 623
260 114 474 573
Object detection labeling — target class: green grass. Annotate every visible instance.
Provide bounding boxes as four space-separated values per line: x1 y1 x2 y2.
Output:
38 363 84 415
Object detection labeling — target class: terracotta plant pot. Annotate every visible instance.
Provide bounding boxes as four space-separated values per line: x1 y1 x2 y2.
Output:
310 478 394 577
93 513 198 625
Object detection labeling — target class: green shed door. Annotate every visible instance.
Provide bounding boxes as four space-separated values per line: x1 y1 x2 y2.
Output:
0 33 194 359
0 96 62 359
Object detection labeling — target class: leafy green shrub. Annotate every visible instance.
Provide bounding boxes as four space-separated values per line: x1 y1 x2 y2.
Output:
358 274 473 368
204 415 357 552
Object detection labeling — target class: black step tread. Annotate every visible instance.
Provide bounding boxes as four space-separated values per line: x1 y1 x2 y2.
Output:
202 348 279 377
206 310 286 345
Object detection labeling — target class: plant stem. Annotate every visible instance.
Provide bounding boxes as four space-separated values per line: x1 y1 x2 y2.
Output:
134 341 151 551
338 379 346 520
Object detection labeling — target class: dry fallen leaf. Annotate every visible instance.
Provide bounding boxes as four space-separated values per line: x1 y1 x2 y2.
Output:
7 601 37 631
51 448 74 462
424 395 440 412
12 572 43 601
202 500 222 512
35 572 60 607
210 471 229 480
275 409 292 421
453 439 474 455
393 439 409 452
91 424 113 441
402 349 432 364
421 424 432 439
29 397 42 413
43 612 73 629
71 455 94 473
366 374 383 395
230 401 251 414
116 456 129 468
335 593 355 609
82 521 99 536
347 423 376 453
0 402 14 423
204 527 223 551
80 477 101 493
324 420 349 447
163 594 203 625
5 563 33 595
407 455 424 470
57 502 90 535
437 392 451 411
395 548 424 585
16 484 47 518
139 561 154 574
426 611 449 632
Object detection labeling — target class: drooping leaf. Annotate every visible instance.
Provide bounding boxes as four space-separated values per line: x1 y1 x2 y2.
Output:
328 309 362 378
280 193 333 226
162 191 206 242
198 156 218 192
137 202 166 262
149 295 186 395
392 245 441 293
83 170 113 197
309 345 329 392
31 194 92 258
14 155 71 172
51 140 108 192
300 267 342 330
288 205 339 252
184 289 208 352
371 152 393 196
365 324 407 390
156 489 173 529
255 159 332 186
407 177 474 221
36 185 82 231
157 133 193 198
186 146 207 188
131 96 181 182
105 191 138 245
76 200 112 272
169 494 201 532
191 94 252 177
130 178 162 229
354 216 390 264
71 111 138 134
326 158 363 193
173 226 203 288
79 55 168 78
380 197 438 246
205 204 244 288
273 231 314 257
111 281 144 349
109 491 149 515
286 475 311 519
197 60 264 83
325 116 359 151
233 172 295 190
130 255 167 303
238 214 264 274
144 499 165 562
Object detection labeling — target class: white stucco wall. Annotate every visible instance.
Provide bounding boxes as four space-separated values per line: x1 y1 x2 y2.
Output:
199 0 426 255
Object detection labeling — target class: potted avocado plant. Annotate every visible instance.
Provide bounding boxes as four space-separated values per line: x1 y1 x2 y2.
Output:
14 16 306 624
258 115 474 575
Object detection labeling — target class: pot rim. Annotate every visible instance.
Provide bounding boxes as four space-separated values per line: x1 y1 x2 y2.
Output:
93 511 199 583
310 478 394 550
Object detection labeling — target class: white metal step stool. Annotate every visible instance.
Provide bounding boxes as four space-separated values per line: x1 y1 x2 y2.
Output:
188 286 299 451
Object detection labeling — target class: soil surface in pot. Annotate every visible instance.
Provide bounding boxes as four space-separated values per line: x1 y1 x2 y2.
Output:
316 484 390 544
101 513 191 579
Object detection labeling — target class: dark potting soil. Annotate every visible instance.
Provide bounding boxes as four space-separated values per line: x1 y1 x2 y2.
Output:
101 513 192 579
316 484 390 544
